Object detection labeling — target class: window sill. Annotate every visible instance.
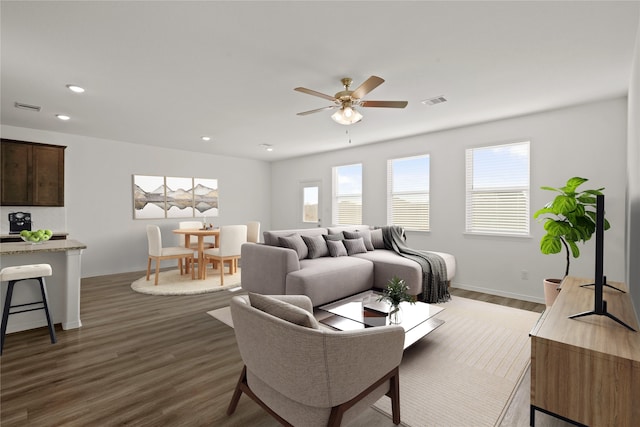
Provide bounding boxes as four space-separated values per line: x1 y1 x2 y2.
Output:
463 231 532 239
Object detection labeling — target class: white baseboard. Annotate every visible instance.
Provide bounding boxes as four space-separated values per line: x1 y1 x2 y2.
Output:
451 282 545 305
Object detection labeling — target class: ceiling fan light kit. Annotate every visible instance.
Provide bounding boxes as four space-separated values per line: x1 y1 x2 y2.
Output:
331 103 363 125
295 75 407 125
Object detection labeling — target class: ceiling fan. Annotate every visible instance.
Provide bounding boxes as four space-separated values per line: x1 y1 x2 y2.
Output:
294 76 408 125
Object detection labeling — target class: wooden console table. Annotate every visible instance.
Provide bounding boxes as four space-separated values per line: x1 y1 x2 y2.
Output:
529 276 640 426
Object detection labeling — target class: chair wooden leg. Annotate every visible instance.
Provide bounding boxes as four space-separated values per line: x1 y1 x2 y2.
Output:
220 260 224 286
154 260 160 286
226 366 294 427
146 257 152 281
227 366 247 415
190 257 195 280
178 258 183 275
390 368 401 424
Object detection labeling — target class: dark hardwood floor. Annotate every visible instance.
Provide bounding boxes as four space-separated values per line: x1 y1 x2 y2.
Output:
1 271 570 426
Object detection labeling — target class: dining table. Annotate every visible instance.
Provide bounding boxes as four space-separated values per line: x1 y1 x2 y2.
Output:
172 228 220 280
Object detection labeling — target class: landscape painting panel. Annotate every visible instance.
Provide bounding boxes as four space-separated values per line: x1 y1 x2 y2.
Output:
133 175 166 219
166 177 195 218
194 178 218 217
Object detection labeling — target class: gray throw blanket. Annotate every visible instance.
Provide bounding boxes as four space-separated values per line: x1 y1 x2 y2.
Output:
381 225 450 303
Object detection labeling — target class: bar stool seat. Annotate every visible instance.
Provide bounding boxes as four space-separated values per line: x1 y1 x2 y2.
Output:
1 264 57 355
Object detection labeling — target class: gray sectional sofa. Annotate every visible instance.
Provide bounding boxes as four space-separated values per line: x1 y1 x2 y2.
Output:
240 225 456 306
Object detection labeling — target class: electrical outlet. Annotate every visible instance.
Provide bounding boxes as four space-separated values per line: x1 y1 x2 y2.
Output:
521 270 529 280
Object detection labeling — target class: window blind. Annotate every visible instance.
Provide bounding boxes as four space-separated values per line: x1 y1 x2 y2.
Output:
387 155 430 231
465 141 530 235
333 164 362 225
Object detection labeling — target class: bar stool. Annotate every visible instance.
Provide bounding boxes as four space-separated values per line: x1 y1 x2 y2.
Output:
0 264 57 355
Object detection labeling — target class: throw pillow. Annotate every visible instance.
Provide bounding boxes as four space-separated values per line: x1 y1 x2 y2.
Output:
323 232 344 242
370 228 385 249
343 237 368 255
326 239 348 257
278 234 308 260
344 230 374 251
301 234 329 259
248 292 319 329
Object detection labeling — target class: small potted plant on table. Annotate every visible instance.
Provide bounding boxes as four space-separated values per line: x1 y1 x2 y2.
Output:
378 276 416 324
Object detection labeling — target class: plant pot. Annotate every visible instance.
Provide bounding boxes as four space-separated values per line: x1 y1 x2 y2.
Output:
543 278 562 307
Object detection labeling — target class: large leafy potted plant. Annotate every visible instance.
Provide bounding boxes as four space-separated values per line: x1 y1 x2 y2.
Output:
533 177 609 306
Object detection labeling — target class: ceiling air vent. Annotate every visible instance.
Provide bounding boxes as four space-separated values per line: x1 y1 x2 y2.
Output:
14 102 41 112
421 96 447 106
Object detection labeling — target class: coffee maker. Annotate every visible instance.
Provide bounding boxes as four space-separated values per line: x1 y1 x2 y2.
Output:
8 212 32 234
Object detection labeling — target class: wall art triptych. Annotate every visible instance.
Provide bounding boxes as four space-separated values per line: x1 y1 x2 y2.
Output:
133 175 218 219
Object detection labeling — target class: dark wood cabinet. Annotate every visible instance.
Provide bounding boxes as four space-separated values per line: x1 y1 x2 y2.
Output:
1 139 66 206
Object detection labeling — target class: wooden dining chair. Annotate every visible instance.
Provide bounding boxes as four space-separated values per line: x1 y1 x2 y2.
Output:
246 221 261 244
146 225 195 285
203 225 247 285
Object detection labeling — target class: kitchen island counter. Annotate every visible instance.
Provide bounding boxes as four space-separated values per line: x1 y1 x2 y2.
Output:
0 239 86 333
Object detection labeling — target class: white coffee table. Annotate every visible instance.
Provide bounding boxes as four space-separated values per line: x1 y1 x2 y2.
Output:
317 290 445 349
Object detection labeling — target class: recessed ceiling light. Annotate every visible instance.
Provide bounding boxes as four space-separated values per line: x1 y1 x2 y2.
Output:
259 144 274 152
56 114 70 121
66 84 85 93
201 136 211 141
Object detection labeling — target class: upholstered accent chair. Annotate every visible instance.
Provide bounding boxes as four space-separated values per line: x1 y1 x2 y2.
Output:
246 221 261 243
203 225 247 285
227 294 405 426
146 225 195 286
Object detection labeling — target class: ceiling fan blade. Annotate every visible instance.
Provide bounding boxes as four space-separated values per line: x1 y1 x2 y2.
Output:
350 76 385 100
294 87 337 102
360 100 408 108
296 106 336 116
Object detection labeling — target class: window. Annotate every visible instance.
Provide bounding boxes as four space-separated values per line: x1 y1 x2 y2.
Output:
301 181 320 224
332 163 362 225
387 155 430 231
465 141 530 235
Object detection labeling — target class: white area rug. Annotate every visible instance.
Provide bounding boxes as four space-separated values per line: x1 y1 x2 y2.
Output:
208 306 234 327
373 296 540 427
208 296 539 427
131 268 242 296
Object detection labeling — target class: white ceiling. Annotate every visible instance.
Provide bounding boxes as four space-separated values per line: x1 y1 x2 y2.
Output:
1 1 639 162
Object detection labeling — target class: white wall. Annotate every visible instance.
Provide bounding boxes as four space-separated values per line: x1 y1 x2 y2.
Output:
271 98 628 303
627 16 640 321
0 125 272 278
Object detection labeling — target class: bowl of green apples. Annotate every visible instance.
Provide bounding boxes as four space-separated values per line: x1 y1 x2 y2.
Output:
20 229 53 244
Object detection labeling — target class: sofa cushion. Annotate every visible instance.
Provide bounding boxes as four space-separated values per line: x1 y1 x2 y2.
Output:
327 240 348 257
323 232 344 242
352 249 423 295
344 230 374 251
279 234 308 260
343 237 368 255
248 292 319 329
263 228 328 247
370 228 385 249
289 257 374 306
301 234 329 259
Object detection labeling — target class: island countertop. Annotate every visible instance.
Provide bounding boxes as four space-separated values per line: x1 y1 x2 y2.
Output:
0 239 86 255
1 239 87 333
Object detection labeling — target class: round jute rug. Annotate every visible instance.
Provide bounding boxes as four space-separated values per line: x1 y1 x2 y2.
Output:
131 268 242 296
